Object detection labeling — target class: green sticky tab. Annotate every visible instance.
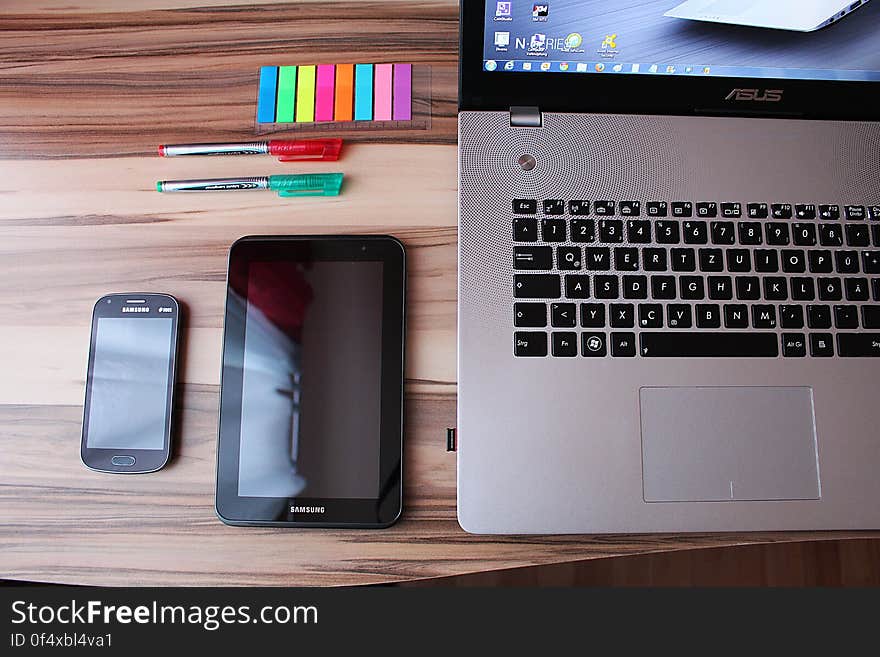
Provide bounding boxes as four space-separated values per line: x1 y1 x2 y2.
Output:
276 66 297 123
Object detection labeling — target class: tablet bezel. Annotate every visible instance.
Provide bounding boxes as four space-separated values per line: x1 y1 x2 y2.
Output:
215 235 405 528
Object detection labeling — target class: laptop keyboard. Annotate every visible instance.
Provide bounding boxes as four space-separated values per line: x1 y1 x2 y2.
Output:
511 199 880 358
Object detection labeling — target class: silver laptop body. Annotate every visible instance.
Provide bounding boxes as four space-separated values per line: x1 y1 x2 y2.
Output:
457 0 880 534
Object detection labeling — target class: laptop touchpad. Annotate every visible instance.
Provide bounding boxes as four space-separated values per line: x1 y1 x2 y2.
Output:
640 387 819 502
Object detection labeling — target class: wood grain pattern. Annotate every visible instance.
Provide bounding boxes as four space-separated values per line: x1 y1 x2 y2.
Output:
1 0 878 587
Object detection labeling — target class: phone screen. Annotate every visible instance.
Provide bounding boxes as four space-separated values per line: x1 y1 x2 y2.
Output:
85 317 174 450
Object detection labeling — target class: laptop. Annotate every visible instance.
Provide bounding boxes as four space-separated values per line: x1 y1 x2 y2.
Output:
457 0 880 534
665 0 872 33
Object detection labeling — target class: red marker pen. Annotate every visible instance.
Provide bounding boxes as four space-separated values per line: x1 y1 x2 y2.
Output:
157 138 342 162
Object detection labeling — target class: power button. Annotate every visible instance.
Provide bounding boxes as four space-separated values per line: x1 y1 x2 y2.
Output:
111 455 136 466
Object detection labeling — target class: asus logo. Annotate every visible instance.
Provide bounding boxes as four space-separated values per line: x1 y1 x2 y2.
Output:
290 506 325 514
121 307 149 313
725 88 784 103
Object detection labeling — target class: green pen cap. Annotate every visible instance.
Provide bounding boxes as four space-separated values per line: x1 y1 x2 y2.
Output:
268 173 344 197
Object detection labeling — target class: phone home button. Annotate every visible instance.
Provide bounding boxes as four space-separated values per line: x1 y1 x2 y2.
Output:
111 455 136 467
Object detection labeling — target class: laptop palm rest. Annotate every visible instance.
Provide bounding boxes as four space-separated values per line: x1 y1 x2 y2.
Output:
640 387 820 502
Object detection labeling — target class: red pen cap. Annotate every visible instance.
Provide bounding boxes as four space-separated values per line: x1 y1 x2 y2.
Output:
268 138 343 162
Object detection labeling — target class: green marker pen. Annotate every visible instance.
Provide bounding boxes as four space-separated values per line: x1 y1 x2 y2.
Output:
156 173 343 197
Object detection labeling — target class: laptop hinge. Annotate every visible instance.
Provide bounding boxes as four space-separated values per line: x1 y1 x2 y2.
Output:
510 106 542 128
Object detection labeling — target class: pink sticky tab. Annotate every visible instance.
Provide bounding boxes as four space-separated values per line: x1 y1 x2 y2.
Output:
374 64 393 121
315 65 336 122
392 64 412 121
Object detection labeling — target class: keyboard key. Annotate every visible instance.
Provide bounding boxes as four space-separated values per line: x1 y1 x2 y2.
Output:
623 275 648 299
514 218 538 242
615 247 639 270
671 248 696 272
515 274 560 298
736 276 760 300
837 333 880 357
627 220 651 243
845 277 869 301
792 223 817 246
514 246 552 269
818 277 843 301
836 251 860 273
582 332 607 357
594 275 619 299
721 202 742 218
571 219 596 243
765 222 790 245
819 205 840 221
747 202 769 219
862 306 880 328
646 201 668 217
781 250 806 273
790 278 816 301
870 205 880 221
551 303 577 328
807 305 832 329
782 334 807 357
752 304 777 329
772 203 793 219
711 221 735 245
551 332 578 357
819 224 843 246
810 333 834 357
557 246 582 270
724 304 749 328
569 200 591 215
695 304 721 328
598 219 623 243
565 275 590 299
739 222 763 245
514 303 547 327
643 248 667 271
543 199 565 215
863 251 880 274
709 276 733 300
667 304 692 328
585 247 611 270
834 305 859 329
795 204 816 219
680 276 705 300
655 221 681 244
639 304 663 328
639 332 778 357
611 333 637 357
513 199 537 214
610 303 635 328
671 201 693 218
620 201 641 216
754 250 779 273
699 248 724 272
542 218 566 241
845 205 866 221
875 279 880 301
727 250 752 273
651 276 676 299
683 221 708 244
808 250 833 273
696 202 718 218
846 224 870 247
780 305 804 329
581 303 606 328
594 200 615 216
514 332 547 357
763 277 788 301
873 225 880 246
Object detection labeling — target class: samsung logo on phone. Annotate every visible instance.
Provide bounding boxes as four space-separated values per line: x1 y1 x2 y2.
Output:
122 307 150 313
290 506 325 514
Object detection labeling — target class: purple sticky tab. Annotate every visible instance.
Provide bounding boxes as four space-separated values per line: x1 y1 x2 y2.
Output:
392 64 412 121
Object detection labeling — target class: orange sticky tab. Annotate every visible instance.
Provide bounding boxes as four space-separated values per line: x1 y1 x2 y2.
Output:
334 64 354 121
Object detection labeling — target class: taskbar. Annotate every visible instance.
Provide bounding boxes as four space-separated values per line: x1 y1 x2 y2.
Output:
482 59 880 82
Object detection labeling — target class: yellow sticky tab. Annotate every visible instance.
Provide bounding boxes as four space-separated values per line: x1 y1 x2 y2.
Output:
295 65 316 123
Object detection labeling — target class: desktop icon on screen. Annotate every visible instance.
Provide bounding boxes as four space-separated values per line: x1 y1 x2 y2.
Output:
494 31 510 48
529 33 547 52
649 64 659 73
595 63 606 72
540 61 552 71
564 32 583 49
612 63 623 72
496 2 512 18
485 60 498 71
601 34 617 50
631 63 640 73
559 62 569 71
504 60 515 70
576 62 588 72
523 61 533 70
532 4 549 20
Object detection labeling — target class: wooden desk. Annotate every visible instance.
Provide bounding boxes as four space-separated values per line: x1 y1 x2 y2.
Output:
1 0 876 587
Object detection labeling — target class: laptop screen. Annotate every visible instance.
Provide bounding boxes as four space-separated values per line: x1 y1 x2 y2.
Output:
483 0 880 81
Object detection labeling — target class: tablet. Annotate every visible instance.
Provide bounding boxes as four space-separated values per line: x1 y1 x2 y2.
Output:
216 236 405 527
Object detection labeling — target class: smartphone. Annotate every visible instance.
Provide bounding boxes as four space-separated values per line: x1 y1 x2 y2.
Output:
81 293 180 474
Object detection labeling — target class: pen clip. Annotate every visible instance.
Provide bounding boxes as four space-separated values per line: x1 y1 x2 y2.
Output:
273 173 344 197
269 138 343 162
